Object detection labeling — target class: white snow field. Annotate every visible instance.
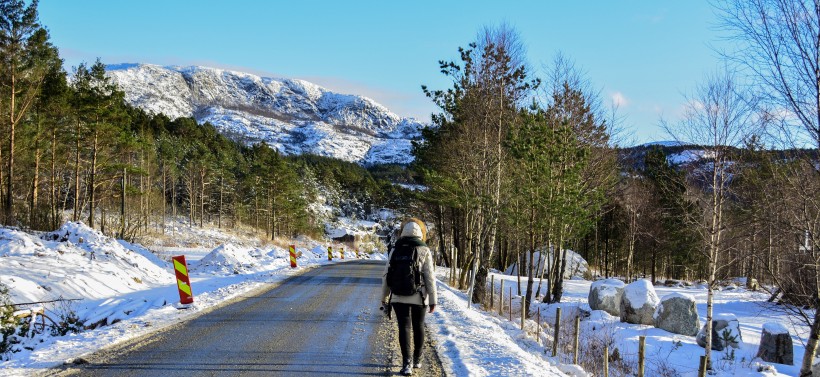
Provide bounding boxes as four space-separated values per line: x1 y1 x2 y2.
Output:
479 270 803 377
0 221 809 376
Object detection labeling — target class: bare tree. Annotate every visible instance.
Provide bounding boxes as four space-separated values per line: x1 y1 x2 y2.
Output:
716 2 820 374
717 0 820 150
662 70 756 371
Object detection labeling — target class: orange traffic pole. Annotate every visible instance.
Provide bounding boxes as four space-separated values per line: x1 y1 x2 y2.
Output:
172 255 194 304
289 245 297 268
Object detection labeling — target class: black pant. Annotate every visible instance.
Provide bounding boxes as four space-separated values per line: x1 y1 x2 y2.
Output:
392 302 426 362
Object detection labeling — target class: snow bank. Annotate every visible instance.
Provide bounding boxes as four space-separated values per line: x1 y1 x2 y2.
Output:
196 244 259 273
1 222 173 305
430 278 572 376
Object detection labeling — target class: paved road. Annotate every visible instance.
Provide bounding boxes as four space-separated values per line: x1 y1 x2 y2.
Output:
51 260 443 376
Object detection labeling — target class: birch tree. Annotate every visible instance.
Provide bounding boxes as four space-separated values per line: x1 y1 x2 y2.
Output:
717 2 820 373
663 71 755 371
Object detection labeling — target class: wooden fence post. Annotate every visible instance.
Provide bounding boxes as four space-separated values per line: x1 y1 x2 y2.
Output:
536 307 541 346
499 280 504 316
490 275 494 311
509 288 513 322
698 355 707 377
638 335 646 377
573 316 580 364
604 345 609 377
552 307 562 358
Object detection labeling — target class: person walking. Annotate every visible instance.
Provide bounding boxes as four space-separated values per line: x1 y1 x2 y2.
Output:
381 218 437 376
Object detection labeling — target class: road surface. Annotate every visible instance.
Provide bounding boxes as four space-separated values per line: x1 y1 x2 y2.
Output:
50 260 444 376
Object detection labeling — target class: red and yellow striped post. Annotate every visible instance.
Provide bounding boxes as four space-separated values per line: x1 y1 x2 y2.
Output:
172 255 194 304
327 246 333 261
340 247 344 259
289 245 297 268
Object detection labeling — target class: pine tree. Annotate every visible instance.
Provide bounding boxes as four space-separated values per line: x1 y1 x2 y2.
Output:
69 60 128 229
644 147 698 278
0 0 60 224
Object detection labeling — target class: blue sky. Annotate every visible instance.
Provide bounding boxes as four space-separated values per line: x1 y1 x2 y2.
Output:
39 1 724 146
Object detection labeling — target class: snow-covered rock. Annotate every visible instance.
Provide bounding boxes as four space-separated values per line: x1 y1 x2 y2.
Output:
696 313 743 351
619 279 660 325
756 322 793 365
106 64 425 165
588 279 624 317
653 293 699 336
503 248 589 279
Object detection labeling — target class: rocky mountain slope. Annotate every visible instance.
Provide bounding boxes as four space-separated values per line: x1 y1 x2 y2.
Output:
106 64 424 165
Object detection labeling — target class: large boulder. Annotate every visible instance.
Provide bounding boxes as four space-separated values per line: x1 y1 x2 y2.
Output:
589 279 625 317
756 322 793 365
696 313 742 351
620 279 660 325
653 293 699 336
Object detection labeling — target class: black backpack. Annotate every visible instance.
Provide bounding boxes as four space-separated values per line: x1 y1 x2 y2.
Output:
386 237 426 296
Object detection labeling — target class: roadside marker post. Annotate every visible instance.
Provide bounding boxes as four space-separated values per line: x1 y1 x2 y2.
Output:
340 247 344 259
289 245 297 268
328 246 333 261
172 255 194 305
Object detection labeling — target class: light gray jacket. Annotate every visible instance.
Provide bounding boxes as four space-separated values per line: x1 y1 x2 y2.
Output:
381 223 437 306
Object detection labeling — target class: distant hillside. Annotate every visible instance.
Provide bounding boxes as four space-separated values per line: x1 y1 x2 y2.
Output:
106 64 424 166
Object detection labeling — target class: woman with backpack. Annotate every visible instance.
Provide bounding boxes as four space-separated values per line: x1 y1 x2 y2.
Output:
381 218 437 376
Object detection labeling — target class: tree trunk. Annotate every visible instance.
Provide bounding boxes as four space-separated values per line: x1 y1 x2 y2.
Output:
551 233 568 303
5 73 17 225
88 131 98 228
73 119 81 222
29 121 42 228
199 169 205 228
49 129 57 229
801 308 820 376
188 175 194 228
218 175 223 228
120 168 126 238
161 167 167 234
171 171 177 230
524 207 536 316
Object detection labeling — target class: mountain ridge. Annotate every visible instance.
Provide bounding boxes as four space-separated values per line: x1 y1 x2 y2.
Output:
106 63 424 165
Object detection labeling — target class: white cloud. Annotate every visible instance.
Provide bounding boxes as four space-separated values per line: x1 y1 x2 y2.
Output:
611 91 630 108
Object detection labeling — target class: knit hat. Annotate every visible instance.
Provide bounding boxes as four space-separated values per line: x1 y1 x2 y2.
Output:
400 217 428 242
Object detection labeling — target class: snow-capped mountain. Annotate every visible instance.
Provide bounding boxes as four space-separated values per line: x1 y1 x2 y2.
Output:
106 64 424 165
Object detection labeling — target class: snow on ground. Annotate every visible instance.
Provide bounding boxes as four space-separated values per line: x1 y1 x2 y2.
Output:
480 270 803 377
0 222 378 376
0 220 809 377
430 274 575 376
